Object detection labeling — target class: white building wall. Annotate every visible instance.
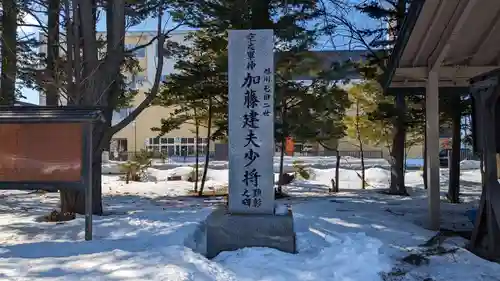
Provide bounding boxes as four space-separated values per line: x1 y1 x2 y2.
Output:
145 31 190 85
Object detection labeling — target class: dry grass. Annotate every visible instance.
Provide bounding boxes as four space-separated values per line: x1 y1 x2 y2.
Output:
39 210 76 222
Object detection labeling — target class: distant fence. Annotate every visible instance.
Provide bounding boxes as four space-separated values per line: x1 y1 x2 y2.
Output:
109 151 216 162
458 150 480 161
285 150 384 158
108 146 479 167
109 149 384 162
339 150 384 159
406 149 479 169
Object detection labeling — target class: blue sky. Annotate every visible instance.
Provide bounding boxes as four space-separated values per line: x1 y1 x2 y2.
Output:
19 2 376 104
15 12 38 104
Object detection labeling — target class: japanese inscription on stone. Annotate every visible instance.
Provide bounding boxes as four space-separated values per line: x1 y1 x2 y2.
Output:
228 29 274 214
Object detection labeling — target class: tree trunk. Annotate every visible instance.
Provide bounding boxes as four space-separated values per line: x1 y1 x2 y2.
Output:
0 0 17 105
60 120 109 215
194 108 199 193
250 0 272 29
46 0 60 105
199 97 213 196
60 154 103 215
335 150 341 192
360 148 365 189
404 143 413 174
277 135 286 194
389 93 408 195
354 100 366 189
277 104 287 195
448 95 462 203
423 130 428 189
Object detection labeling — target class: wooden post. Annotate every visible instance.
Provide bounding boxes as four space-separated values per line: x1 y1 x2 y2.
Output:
426 70 441 230
469 78 500 260
85 123 93 241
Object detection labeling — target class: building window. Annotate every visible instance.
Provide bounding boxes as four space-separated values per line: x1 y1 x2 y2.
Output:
147 136 208 156
110 138 128 153
125 44 146 58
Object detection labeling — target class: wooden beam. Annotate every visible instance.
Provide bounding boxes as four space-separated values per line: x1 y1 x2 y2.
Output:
428 0 479 71
448 7 500 65
394 66 500 81
411 0 446 67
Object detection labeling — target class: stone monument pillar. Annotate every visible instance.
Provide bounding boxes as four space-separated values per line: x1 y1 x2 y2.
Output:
201 29 296 259
227 29 275 214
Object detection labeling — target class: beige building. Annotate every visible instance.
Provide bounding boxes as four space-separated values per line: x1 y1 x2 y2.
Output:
109 31 213 157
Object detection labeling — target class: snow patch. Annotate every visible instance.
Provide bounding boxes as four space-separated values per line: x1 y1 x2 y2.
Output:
215 233 391 281
460 160 481 170
365 168 391 187
101 162 123 175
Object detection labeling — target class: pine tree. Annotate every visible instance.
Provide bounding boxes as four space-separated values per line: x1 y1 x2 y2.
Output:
289 77 351 193
161 0 345 196
347 0 412 195
154 30 228 196
355 1 472 197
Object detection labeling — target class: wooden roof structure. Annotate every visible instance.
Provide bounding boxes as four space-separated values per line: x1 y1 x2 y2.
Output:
383 0 500 90
382 0 500 259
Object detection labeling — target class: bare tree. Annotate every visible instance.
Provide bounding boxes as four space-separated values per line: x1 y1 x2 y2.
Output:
46 0 60 105
0 0 18 105
44 0 182 214
331 0 410 195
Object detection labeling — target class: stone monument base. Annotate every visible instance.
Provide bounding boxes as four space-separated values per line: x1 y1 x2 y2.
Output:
191 205 296 259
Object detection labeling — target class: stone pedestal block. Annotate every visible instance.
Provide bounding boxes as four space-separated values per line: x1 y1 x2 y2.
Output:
201 206 296 259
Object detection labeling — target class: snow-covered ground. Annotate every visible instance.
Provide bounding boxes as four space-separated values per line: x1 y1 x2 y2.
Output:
1 157 499 280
